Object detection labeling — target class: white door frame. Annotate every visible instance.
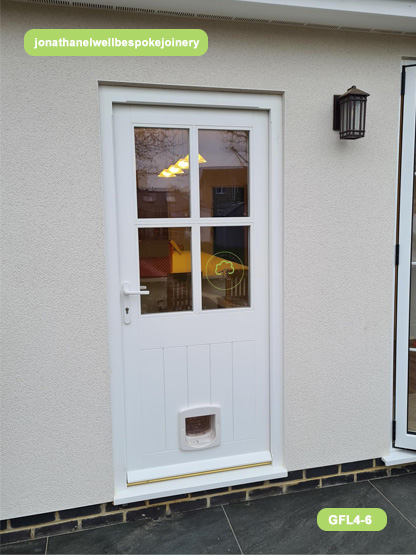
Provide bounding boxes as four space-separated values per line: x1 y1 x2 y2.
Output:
395 64 416 451
99 84 286 504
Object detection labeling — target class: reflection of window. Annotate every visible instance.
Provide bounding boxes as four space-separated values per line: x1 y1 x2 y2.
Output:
212 186 246 217
143 194 156 203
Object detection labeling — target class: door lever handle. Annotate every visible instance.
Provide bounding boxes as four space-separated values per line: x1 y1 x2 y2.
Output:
122 282 148 325
122 282 150 296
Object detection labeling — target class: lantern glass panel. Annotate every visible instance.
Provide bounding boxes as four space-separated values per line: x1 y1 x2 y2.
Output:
353 100 361 130
340 101 348 134
361 102 366 131
348 101 353 132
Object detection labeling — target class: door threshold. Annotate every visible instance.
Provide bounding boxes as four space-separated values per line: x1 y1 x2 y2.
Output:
128 461 271 486
382 448 416 466
127 451 272 485
115 464 287 505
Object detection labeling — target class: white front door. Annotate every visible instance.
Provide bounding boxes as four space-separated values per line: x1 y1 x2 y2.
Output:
396 64 416 451
113 104 273 485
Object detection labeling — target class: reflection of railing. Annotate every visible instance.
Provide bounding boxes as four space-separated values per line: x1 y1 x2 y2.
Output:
168 273 192 312
202 271 249 309
143 271 248 312
223 271 248 307
228 271 247 300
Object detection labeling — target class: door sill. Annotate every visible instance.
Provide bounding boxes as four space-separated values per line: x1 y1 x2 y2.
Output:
127 451 272 485
115 464 287 504
382 448 416 466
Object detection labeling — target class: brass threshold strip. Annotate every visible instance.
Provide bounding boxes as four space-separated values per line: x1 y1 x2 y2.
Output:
127 461 271 487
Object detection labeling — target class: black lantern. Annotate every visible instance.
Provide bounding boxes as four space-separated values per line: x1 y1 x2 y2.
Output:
333 86 370 139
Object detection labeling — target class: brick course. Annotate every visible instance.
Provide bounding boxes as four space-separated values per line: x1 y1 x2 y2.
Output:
1 459 415 545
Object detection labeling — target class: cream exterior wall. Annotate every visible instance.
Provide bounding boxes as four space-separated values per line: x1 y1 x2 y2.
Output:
1 0 415 519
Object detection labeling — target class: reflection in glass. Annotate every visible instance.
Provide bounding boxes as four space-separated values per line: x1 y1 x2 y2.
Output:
135 128 190 218
412 187 416 261
410 272 416 347
138 228 192 314
408 352 416 433
199 130 249 217
201 226 249 310
408 162 416 433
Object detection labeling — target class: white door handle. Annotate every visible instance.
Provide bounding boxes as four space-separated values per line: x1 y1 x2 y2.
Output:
122 282 149 296
122 282 149 325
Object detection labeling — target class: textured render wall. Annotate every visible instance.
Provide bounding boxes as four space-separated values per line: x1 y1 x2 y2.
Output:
1 0 415 519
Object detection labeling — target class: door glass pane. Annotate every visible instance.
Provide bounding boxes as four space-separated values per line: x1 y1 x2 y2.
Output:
409 272 416 347
135 128 190 219
408 152 416 433
199 130 249 217
412 182 416 261
408 353 416 434
138 227 192 314
201 226 249 310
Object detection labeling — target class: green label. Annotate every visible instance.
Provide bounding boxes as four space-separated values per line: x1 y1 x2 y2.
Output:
317 509 387 531
24 29 208 56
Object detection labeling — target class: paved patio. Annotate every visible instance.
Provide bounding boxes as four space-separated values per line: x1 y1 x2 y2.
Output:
1 473 415 554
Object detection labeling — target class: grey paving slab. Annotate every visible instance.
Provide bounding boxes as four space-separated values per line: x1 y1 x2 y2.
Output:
370 473 416 526
224 481 416 554
0 539 46 554
48 506 240 554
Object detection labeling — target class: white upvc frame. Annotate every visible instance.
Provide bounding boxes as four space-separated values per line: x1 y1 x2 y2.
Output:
395 64 416 452
98 84 286 503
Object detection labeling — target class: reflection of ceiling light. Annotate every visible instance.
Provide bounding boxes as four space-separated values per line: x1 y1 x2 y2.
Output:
176 158 189 169
158 154 207 177
182 154 206 164
158 169 176 178
168 165 184 174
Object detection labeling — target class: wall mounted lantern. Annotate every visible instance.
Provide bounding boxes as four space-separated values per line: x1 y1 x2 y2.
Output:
333 86 370 139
